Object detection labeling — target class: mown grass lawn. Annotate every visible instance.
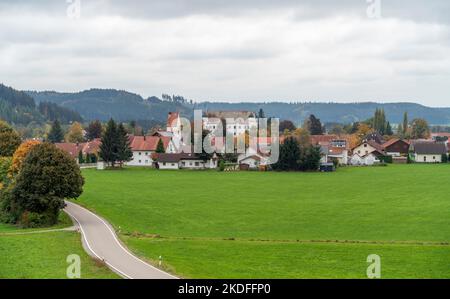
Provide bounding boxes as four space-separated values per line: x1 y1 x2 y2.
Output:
0 213 118 279
77 164 450 278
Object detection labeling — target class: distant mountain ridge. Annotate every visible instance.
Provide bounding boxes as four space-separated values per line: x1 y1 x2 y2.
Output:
26 88 450 125
0 84 82 125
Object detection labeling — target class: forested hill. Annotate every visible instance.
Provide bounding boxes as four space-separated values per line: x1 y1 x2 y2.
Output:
27 89 193 125
0 84 82 125
194 102 450 125
25 88 450 125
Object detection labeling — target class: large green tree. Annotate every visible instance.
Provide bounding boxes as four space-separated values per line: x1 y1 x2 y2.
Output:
116 123 133 166
156 138 165 153
305 114 324 135
0 121 21 157
47 119 64 143
8 143 84 226
272 137 301 171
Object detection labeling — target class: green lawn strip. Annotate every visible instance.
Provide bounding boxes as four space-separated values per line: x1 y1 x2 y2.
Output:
0 231 119 279
124 237 450 279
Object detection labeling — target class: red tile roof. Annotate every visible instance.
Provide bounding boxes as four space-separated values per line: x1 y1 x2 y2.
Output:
167 112 179 128
129 136 171 151
310 135 338 145
55 139 102 159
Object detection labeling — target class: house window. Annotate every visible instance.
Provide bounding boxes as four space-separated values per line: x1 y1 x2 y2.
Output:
424 156 427 162
433 156 436 160
171 163 175 166
139 160 142 163
364 144 367 148
195 162 199 166
139 152 142 155
163 162 166 166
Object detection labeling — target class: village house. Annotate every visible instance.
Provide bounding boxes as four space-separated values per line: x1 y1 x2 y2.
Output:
203 111 258 136
350 140 385 166
409 141 448 163
127 135 177 167
382 138 410 157
311 135 350 165
55 138 101 163
153 153 218 170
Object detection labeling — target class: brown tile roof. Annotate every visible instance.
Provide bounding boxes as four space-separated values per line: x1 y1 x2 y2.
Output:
382 138 410 149
367 140 384 152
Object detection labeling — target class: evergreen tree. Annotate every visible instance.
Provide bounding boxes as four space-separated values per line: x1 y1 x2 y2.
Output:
47 120 64 143
99 119 119 167
156 138 165 153
258 108 265 119
78 150 85 164
402 112 409 135
299 145 322 171
116 123 132 167
385 121 393 136
272 137 301 171
305 114 324 135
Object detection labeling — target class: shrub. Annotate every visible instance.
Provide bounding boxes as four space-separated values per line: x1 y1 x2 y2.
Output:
380 155 393 164
442 154 449 163
219 160 225 172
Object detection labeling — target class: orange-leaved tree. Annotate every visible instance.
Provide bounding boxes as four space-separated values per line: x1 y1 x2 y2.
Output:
9 140 41 176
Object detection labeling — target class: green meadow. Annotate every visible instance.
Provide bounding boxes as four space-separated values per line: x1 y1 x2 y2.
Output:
75 165 450 278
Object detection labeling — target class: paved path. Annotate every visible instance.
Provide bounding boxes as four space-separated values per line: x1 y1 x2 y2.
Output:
64 201 177 279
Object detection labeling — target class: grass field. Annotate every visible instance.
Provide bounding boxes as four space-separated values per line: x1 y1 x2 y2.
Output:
0 213 118 279
76 165 450 278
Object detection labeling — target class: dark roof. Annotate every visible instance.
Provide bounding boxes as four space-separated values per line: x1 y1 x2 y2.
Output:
154 153 202 163
364 132 385 144
411 142 447 155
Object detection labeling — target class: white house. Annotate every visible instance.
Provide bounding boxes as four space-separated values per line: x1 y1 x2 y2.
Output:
239 155 262 169
350 152 381 166
154 153 218 170
352 140 383 157
203 111 258 136
127 136 176 167
409 141 447 163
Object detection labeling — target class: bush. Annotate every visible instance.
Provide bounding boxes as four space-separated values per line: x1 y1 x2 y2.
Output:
19 210 59 228
219 160 225 171
380 155 393 164
442 154 449 163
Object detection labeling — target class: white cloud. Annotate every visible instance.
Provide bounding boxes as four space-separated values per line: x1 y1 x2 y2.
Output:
0 1 449 106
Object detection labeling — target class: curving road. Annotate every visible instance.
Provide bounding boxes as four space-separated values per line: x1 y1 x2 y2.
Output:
64 201 177 279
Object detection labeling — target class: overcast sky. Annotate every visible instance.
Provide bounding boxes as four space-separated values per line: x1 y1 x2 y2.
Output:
1 0 449 106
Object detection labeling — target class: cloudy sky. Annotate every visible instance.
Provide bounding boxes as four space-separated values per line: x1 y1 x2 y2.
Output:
1 0 449 106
